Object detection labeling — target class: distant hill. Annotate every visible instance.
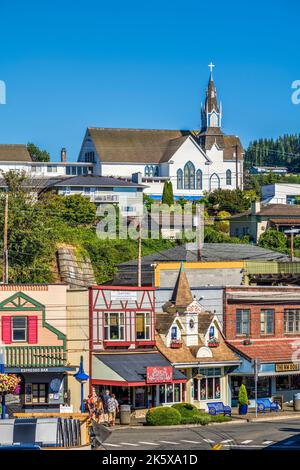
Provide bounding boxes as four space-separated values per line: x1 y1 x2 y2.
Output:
245 134 300 171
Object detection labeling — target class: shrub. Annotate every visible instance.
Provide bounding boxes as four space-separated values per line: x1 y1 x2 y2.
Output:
172 402 199 418
238 384 248 405
210 414 232 423
146 406 181 426
180 413 211 425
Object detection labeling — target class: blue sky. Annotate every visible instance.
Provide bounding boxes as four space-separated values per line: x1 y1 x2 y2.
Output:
0 0 299 162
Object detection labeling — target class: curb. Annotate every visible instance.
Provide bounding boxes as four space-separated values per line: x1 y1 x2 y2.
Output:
113 419 248 431
247 413 300 423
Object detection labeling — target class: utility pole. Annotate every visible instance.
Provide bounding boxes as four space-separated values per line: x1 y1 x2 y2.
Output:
235 144 239 190
3 193 8 284
285 227 300 262
137 217 142 287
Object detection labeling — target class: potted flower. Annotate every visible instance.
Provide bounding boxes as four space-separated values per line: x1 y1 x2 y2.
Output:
238 384 249 415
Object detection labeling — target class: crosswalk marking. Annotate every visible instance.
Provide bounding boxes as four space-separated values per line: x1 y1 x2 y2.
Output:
262 440 273 445
241 440 253 444
160 440 179 445
203 439 215 443
220 439 234 443
105 443 122 447
139 441 159 446
181 440 201 444
120 442 139 447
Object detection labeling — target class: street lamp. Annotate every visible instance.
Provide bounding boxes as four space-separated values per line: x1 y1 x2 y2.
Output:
74 356 89 413
0 348 6 419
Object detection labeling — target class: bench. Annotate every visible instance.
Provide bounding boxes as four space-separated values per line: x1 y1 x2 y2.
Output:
207 402 232 416
257 398 279 413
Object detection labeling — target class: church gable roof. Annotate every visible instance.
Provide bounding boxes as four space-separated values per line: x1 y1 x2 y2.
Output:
0 144 32 162
86 128 191 164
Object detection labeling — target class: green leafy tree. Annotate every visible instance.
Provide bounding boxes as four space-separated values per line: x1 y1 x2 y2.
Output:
215 211 231 234
61 194 96 225
238 384 249 406
27 142 50 162
205 189 250 214
258 228 287 251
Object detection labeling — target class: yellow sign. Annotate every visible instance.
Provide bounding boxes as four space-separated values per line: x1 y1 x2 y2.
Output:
275 363 299 372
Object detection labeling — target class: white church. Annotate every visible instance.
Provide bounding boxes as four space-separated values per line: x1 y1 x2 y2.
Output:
78 64 244 200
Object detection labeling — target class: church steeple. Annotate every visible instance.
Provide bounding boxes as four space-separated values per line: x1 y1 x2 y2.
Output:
201 63 222 131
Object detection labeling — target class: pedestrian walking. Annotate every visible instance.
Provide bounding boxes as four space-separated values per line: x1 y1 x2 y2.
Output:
94 397 104 424
87 394 95 418
111 394 119 426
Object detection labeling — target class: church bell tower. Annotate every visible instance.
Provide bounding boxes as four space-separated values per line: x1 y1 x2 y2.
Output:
201 63 222 131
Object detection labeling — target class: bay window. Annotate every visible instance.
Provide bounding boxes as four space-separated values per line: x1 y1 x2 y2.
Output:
136 312 151 340
104 312 124 340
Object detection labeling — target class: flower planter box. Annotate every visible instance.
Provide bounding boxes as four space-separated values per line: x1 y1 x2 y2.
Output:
170 341 182 349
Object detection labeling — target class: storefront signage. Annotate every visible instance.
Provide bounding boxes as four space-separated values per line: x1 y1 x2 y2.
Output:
146 366 173 384
275 363 299 372
111 291 137 301
20 368 49 373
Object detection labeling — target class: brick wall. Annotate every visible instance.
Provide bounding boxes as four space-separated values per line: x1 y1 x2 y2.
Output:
224 286 300 340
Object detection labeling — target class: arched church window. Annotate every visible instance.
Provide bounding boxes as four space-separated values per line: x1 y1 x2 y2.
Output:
210 112 218 127
210 173 220 191
226 169 232 185
184 161 195 190
177 169 183 190
196 169 203 190
154 166 159 177
145 166 150 177
149 166 154 177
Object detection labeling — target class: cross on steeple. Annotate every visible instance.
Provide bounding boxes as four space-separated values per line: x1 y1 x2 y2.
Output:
208 62 215 76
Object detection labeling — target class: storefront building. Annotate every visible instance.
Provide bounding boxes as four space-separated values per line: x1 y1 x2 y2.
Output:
0 285 75 413
89 285 187 409
156 264 240 410
224 286 300 405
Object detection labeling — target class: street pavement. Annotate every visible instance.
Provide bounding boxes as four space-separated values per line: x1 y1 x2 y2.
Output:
102 420 300 450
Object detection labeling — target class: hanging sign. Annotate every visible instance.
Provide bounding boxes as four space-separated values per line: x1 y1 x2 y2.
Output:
111 291 137 301
146 366 173 384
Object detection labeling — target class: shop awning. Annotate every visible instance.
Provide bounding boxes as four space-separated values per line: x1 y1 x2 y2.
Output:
92 352 187 386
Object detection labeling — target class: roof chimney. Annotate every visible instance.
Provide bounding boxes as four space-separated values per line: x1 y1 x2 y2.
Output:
251 200 261 215
61 147 67 162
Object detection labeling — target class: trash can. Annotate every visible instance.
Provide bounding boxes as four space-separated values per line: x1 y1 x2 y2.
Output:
293 393 300 411
120 405 131 425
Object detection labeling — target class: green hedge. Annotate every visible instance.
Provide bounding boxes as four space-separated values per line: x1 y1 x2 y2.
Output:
146 406 181 426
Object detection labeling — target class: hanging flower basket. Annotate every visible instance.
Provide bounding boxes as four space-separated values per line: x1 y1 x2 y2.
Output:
207 338 219 348
243 339 253 346
0 374 21 394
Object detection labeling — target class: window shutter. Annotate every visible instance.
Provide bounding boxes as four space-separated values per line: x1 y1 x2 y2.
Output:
1 316 12 344
28 316 38 344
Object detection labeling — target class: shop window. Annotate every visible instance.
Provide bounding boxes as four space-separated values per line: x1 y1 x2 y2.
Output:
136 312 151 340
104 312 125 340
231 376 271 400
236 309 250 336
195 372 221 401
25 383 48 404
276 375 300 391
159 385 165 404
159 384 182 404
284 309 300 333
12 317 27 342
260 309 274 335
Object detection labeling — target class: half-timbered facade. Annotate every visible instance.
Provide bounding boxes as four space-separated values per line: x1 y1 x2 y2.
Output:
89 285 187 410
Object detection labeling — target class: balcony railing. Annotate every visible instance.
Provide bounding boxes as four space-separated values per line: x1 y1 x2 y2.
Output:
4 346 66 368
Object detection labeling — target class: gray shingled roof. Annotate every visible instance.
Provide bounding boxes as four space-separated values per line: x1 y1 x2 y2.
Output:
53 174 145 188
112 243 292 286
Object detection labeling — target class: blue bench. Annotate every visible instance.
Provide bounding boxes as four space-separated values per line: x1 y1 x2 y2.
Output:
257 398 279 413
207 402 232 416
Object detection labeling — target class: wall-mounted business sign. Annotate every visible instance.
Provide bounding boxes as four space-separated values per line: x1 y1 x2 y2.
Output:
20 368 49 373
275 363 299 373
146 366 173 384
111 291 137 301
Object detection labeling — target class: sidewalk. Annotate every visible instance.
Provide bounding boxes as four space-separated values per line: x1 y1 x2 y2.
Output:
232 404 300 422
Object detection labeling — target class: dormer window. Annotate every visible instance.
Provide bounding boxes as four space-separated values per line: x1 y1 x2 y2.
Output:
171 326 177 340
209 325 215 339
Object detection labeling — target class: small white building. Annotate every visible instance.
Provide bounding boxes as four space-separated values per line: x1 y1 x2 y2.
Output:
78 67 244 200
262 183 300 205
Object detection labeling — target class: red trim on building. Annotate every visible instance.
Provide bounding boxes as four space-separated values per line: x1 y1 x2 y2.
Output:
91 379 187 387
91 285 156 291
